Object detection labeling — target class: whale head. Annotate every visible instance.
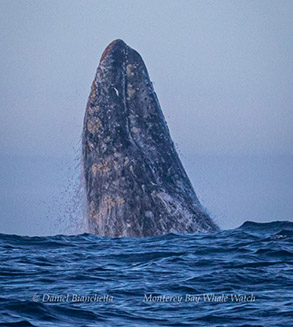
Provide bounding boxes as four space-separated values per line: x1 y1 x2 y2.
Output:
82 39 219 237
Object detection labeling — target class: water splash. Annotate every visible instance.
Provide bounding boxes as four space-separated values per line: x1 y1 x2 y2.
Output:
50 138 87 235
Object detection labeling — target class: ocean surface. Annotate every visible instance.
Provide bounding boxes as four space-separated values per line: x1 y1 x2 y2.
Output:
0 221 292 327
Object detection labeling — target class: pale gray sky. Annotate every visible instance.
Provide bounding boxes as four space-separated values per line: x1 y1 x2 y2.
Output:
0 1 292 235
0 0 292 157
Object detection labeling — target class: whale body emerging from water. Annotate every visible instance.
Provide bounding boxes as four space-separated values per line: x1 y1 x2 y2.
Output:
82 39 219 237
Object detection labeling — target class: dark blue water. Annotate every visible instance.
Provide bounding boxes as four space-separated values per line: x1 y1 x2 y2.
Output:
1 221 292 327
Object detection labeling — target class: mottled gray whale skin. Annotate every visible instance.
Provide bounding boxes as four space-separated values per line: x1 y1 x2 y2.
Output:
82 39 219 237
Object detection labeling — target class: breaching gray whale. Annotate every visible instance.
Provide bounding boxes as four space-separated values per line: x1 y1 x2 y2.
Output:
82 39 219 237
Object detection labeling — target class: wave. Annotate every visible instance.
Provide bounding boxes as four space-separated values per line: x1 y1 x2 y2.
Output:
0 221 292 326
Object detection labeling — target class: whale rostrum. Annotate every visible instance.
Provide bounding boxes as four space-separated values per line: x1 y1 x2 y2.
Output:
82 39 219 237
